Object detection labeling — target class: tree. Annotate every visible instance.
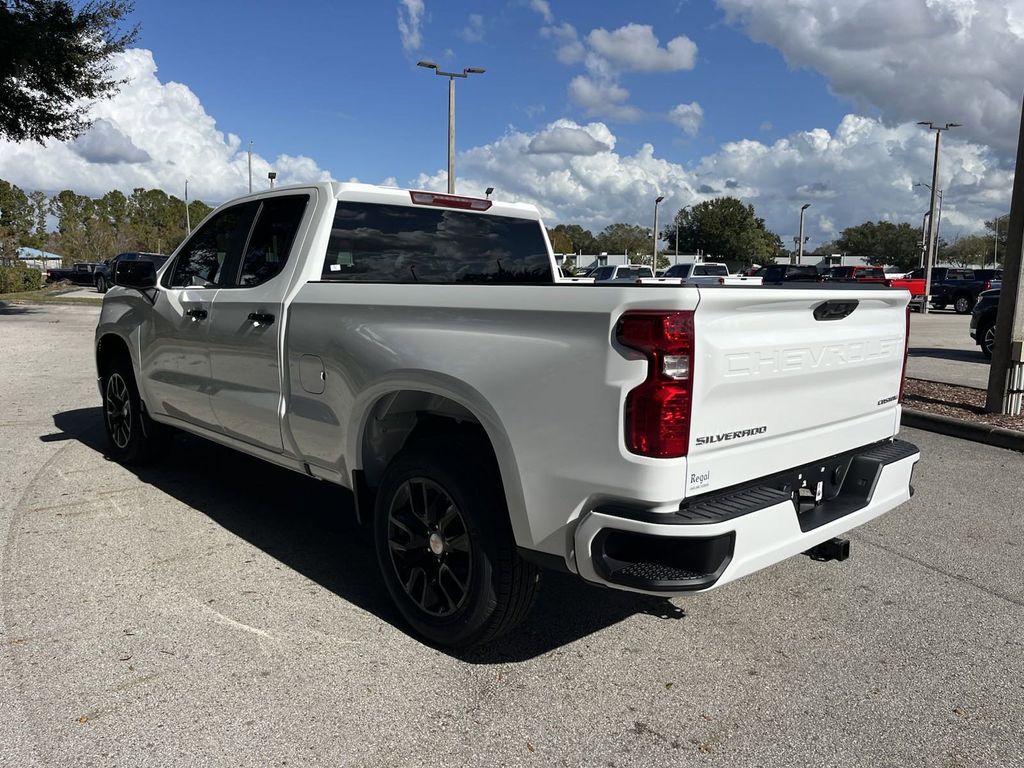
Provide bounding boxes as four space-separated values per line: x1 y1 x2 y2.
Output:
547 227 572 254
661 197 782 269
835 220 921 272
596 222 651 258
0 0 137 143
941 234 991 268
549 223 598 255
0 178 34 260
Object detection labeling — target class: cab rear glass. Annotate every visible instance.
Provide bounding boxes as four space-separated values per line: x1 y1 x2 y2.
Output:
320 202 552 284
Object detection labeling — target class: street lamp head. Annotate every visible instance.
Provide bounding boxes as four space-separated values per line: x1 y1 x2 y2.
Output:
946 122 962 128
801 203 811 211
464 67 486 74
485 186 494 198
267 171 277 180
417 60 438 69
917 121 933 127
655 195 665 204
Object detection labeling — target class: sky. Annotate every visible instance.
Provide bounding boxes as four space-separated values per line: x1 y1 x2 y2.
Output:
1 0 1021 250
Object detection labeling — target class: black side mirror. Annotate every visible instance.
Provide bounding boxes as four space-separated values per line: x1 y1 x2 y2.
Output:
115 259 157 289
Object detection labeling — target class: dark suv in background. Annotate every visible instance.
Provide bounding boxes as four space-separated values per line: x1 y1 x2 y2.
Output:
95 252 168 293
969 286 1001 358
755 264 821 283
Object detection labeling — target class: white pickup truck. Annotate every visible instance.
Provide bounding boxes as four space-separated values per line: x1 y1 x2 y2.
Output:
655 261 762 286
95 183 919 648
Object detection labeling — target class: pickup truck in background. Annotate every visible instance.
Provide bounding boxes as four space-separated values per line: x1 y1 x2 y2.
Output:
46 262 103 285
590 264 654 282
95 182 920 648
94 252 168 293
885 276 926 310
655 261 762 286
907 267 1003 314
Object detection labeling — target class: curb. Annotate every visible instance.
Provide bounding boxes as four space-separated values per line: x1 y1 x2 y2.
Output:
901 408 1024 452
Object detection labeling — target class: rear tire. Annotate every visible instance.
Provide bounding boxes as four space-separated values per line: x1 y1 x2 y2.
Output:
954 295 973 314
373 435 540 649
979 319 996 359
101 358 167 465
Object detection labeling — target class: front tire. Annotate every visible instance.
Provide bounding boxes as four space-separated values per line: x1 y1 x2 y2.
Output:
101 359 167 464
96 276 107 294
373 435 540 649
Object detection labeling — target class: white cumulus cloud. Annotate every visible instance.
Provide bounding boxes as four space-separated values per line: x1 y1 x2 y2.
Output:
0 49 332 202
586 24 698 72
397 0 425 53
527 124 613 155
668 102 704 136
568 76 643 122
717 0 1023 155
410 116 1010 247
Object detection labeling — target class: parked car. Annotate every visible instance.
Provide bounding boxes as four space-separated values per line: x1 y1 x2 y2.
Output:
95 252 168 293
755 264 821 283
589 264 654 282
907 267 1002 314
885 276 927 311
96 182 919 649
45 262 104 285
969 287 1001 358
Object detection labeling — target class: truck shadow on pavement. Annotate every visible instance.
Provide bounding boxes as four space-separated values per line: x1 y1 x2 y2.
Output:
908 346 985 364
48 407 685 663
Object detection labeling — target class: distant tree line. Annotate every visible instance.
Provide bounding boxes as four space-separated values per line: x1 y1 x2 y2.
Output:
548 196 784 273
0 177 213 265
812 218 1006 272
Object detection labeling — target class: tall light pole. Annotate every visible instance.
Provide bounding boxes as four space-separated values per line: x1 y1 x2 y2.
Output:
992 212 1009 268
184 179 191 235
797 203 810 264
248 140 253 193
417 61 486 194
653 195 665 268
918 121 960 314
919 211 931 267
915 182 944 262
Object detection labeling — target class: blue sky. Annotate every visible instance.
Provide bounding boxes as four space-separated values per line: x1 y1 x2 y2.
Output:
132 0 846 182
1 1 1018 247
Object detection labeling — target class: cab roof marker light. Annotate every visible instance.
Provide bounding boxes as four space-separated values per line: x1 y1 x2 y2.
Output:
409 191 492 211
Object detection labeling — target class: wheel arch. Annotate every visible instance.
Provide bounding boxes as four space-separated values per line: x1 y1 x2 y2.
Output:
348 378 527 542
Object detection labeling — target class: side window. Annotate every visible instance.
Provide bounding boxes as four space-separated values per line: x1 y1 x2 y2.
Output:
238 195 309 287
167 203 258 288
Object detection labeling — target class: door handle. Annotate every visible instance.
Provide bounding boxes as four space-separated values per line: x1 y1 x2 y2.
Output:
186 308 208 321
247 312 275 327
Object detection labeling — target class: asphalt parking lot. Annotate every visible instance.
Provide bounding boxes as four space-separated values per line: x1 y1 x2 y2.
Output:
2 302 1022 767
907 309 991 388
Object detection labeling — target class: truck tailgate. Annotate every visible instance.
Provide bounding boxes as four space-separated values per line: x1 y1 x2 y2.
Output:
685 286 908 497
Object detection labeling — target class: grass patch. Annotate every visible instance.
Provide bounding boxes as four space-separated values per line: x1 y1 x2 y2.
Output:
0 285 101 304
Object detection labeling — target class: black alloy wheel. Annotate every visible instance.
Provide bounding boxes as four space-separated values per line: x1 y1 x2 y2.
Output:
96 276 107 293
954 295 974 314
981 321 996 359
386 478 473 617
373 435 540 649
100 358 167 465
104 372 132 451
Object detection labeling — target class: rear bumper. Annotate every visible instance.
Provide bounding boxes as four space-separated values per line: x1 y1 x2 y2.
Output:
573 439 919 595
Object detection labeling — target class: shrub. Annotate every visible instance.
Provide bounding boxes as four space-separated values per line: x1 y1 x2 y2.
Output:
0 263 44 294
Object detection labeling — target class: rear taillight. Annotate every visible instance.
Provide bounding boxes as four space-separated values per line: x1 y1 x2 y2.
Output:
983 280 992 291
899 304 911 402
616 310 694 458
